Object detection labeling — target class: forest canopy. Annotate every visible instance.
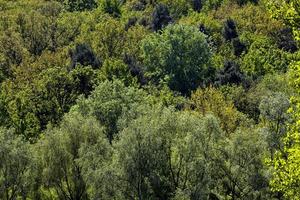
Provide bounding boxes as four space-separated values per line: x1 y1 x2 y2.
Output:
0 0 299 199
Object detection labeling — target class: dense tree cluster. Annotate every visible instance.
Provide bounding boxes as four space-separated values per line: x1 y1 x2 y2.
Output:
0 0 299 199
265 1 300 198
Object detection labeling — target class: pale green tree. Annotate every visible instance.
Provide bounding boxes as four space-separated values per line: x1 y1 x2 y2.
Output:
0 128 32 200
35 112 111 200
114 105 223 199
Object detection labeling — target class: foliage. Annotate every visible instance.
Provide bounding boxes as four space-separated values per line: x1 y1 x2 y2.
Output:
141 24 213 95
35 111 111 199
0 0 298 198
265 3 299 194
59 0 98 12
151 3 173 31
214 128 270 199
265 0 300 40
0 128 31 200
241 37 292 77
1 56 98 139
270 62 300 199
99 0 122 18
259 92 290 157
72 80 148 142
78 16 126 60
70 43 101 69
114 105 224 199
223 19 238 41
190 86 250 134
98 58 137 86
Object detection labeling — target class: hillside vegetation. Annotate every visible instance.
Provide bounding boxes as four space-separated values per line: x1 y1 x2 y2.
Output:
0 0 299 199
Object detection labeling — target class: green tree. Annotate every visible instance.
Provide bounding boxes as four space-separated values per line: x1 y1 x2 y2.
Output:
35 111 111 200
114 105 223 199
213 128 270 199
259 92 290 157
72 80 148 142
2 65 80 140
141 24 213 95
190 86 250 135
265 1 300 197
98 58 137 86
0 31 28 81
78 16 126 60
270 62 300 199
265 0 300 40
16 10 58 56
0 128 32 200
241 37 291 77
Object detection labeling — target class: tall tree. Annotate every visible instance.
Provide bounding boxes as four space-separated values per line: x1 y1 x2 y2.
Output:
72 80 148 142
259 92 290 157
0 128 32 200
114 105 223 199
35 112 111 200
141 24 213 95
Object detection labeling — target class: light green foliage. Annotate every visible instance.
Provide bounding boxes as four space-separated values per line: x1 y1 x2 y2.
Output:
270 62 300 199
265 0 300 40
141 24 213 95
259 92 290 156
78 16 126 60
241 37 292 77
98 58 137 86
72 80 148 142
35 111 111 199
114 105 223 199
271 146 300 199
0 0 297 198
214 128 270 199
257 5 300 196
0 128 32 200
